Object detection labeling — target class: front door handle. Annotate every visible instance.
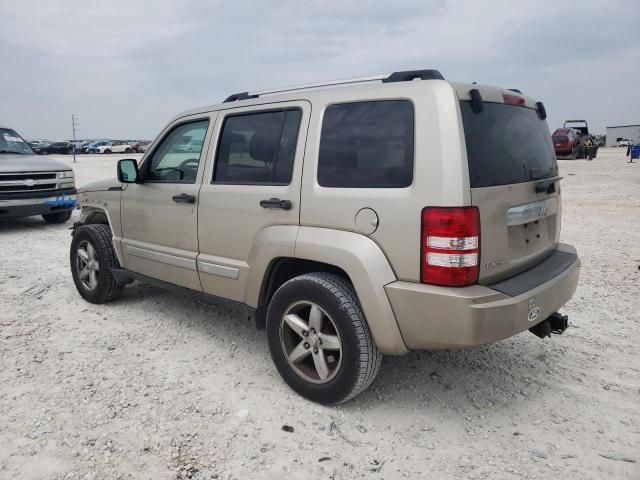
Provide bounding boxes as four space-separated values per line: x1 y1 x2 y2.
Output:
172 193 196 204
259 198 292 210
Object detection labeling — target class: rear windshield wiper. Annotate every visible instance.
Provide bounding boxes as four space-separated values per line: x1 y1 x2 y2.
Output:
526 164 556 181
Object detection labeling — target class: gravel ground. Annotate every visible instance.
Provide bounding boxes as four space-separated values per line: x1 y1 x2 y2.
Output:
1 149 638 480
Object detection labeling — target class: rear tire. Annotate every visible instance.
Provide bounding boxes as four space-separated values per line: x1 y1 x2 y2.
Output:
104 149 112 154
42 210 72 223
124 147 132 153
70 224 124 304
266 272 382 404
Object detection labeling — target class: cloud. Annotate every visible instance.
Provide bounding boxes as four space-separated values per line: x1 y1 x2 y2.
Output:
1 0 638 139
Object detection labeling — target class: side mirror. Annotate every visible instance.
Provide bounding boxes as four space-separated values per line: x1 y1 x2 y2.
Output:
117 159 140 183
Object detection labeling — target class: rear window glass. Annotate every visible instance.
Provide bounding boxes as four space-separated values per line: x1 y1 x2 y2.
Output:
460 102 558 188
318 100 414 188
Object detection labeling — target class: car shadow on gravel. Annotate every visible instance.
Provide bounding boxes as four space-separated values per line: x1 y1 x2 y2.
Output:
349 340 565 410
0 216 74 232
115 281 267 342
113 281 568 411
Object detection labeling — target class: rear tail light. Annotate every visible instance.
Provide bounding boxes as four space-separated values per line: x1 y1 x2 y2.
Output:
421 207 480 287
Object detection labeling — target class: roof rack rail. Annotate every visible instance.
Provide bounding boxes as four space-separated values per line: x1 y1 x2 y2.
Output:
222 69 445 102
382 69 444 83
223 91 258 103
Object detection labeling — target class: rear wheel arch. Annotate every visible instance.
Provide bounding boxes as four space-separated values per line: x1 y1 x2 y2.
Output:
255 258 351 329
246 226 407 354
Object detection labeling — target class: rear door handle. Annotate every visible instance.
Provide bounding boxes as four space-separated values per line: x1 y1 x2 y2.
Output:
259 198 292 210
172 193 196 204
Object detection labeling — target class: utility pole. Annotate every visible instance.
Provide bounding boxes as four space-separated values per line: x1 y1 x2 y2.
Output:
71 114 79 163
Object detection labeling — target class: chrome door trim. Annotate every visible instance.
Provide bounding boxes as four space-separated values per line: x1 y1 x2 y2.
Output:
507 197 558 226
124 245 197 271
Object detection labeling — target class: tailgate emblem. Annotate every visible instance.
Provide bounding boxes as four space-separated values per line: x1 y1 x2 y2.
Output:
535 206 548 217
527 298 541 322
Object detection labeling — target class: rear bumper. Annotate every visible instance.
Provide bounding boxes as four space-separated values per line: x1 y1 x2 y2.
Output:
385 243 580 350
0 192 77 218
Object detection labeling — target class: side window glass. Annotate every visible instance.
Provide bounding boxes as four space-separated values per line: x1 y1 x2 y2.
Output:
213 109 301 185
318 101 414 188
147 120 209 183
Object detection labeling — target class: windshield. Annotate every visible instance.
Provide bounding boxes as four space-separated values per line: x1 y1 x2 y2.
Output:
0 128 35 155
460 102 558 188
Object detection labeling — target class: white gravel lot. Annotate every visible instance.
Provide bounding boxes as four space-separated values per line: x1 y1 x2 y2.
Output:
1 149 638 480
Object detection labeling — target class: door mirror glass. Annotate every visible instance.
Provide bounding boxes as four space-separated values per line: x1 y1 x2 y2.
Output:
118 159 140 183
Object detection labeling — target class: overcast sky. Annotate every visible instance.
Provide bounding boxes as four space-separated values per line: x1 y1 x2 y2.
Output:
1 0 638 140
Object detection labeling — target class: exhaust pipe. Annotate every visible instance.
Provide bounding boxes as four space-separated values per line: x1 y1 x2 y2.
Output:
529 312 569 339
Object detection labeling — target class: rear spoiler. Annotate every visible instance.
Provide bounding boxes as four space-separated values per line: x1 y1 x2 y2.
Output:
467 88 547 119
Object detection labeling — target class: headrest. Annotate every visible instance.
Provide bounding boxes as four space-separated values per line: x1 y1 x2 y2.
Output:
249 130 278 162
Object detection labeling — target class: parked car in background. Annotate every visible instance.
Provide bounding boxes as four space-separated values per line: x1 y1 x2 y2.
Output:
552 128 580 158
34 141 73 155
0 126 76 223
28 139 49 149
174 139 202 153
618 138 632 147
562 120 597 159
84 141 111 154
70 140 86 152
130 141 151 153
73 141 92 153
96 141 133 154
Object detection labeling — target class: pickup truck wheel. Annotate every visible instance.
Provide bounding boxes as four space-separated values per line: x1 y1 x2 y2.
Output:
266 272 382 404
70 224 124 304
42 210 72 223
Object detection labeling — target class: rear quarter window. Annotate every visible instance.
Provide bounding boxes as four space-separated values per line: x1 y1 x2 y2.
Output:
318 100 414 188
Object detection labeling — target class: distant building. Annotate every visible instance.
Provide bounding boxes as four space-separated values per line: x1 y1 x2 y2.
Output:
605 124 640 147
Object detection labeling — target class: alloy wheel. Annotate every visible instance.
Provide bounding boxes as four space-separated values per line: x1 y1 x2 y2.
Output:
76 240 99 291
280 301 342 384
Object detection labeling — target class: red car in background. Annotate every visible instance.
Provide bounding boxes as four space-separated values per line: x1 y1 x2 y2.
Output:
552 128 580 158
130 141 151 153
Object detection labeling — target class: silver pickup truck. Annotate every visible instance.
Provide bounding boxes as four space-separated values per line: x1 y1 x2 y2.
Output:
0 126 76 223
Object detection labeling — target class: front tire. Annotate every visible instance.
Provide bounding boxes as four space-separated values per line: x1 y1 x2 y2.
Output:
70 224 124 304
42 210 72 224
124 147 132 153
266 272 382 404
